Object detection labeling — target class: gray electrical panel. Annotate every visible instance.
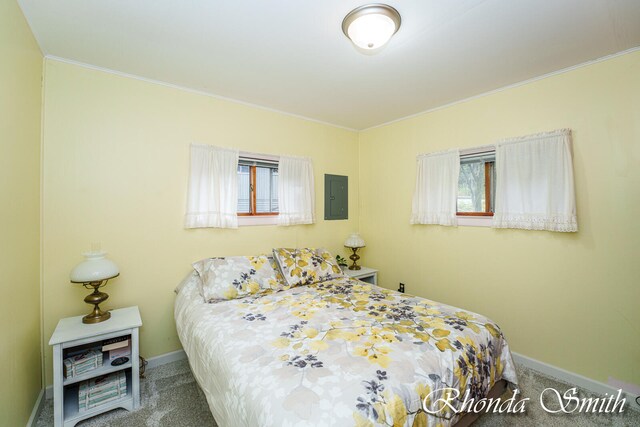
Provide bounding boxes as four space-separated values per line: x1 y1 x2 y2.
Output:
324 174 348 220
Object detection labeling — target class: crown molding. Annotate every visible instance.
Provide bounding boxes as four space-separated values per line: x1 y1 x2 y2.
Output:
44 55 359 133
45 45 640 133
361 46 640 132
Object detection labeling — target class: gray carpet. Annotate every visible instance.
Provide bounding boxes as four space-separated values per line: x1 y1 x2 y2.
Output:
36 360 216 427
475 366 639 427
36 359 639 426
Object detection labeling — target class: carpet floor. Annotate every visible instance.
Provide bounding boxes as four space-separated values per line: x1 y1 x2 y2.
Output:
36 359 639 426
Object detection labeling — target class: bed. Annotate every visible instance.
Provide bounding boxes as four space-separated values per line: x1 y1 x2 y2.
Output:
175 263 517 427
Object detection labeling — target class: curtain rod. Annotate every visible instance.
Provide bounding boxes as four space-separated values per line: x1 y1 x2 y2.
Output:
239 150 279 162
460 144 496 156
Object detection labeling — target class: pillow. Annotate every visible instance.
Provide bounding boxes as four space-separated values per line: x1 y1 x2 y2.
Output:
272 248 344 288
192 255 284 303
174 270 200 295
267 256 291 293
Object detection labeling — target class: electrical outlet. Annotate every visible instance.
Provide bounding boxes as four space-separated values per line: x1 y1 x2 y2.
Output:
398 283 405 293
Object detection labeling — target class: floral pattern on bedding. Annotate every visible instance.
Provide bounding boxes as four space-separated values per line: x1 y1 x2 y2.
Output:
272 248 344 288
267 256 290 292
175 275 517 427
192 255 285 302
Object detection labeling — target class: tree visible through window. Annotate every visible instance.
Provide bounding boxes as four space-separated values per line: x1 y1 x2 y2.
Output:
237 159 279 216
457 152 495 216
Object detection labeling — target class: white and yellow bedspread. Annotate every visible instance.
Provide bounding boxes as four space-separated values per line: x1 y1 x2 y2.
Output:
175 273 517 426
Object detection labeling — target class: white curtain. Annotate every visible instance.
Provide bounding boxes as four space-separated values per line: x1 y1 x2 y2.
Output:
184 144 239 229
493 129 577 232
278 155 315 226
410 149 460 226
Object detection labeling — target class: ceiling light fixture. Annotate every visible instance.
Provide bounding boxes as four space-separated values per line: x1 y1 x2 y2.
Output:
342 4 401 52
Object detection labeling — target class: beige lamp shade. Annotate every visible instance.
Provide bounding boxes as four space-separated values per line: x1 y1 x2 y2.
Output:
344 233 366 248
70 252 119 283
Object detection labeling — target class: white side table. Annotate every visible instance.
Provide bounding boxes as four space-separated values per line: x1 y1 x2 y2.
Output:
49 306 142 427
344 266 378 285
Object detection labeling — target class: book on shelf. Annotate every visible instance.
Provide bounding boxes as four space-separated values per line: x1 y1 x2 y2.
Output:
78 371 127 412
109 342 131 361
102 336 129 352
63 349 102 379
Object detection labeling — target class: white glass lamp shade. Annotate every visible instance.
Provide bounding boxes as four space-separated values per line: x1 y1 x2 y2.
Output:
70 252 119 283
342 4 401 51
344 233 366 248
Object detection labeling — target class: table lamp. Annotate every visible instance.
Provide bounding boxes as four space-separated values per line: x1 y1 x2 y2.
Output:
70 252 119 324
344 233 365 270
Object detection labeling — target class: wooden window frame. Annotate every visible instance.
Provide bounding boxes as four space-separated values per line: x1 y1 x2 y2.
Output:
457 160 495 217
237 164 279 217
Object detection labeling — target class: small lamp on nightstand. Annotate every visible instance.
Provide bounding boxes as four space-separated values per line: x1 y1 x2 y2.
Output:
344 233 365 270
70 252 119 324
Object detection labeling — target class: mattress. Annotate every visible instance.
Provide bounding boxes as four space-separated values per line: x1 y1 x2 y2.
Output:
175 272 518 426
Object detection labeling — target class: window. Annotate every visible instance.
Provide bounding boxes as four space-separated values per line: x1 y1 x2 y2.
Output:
237 158 279 216
457 151 495 216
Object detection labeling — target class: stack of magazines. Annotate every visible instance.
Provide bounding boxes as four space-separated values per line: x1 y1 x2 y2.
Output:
63 349 103 378
78 371 127 412
102 336 131 361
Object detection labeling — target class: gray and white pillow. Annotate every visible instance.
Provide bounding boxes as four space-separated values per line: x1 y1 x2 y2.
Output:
193 255 284 303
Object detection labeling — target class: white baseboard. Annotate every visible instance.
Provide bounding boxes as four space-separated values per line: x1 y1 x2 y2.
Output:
34 348 639 418
512 352 640 411
146 349 186 369
27 388 45 427
44 349 188 400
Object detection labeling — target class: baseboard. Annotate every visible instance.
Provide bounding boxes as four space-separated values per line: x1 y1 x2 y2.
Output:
35 348 639 415
44 349 188 400
27 388 45 427
146 349 187 369
511 351 640 411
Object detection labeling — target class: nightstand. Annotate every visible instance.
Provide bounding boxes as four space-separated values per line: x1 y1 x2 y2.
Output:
344 266 378 285
49 306 142 427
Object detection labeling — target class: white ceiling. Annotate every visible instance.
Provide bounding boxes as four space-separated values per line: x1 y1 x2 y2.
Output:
18 0 640 130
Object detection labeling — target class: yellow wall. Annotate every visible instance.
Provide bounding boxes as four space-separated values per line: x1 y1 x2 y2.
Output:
41 59 359 385
0 0 43 424
39 40 638 390
359 51 640 386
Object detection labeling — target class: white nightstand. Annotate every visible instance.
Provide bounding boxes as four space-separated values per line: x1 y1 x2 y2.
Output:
344 266 378 285
49 306 142 427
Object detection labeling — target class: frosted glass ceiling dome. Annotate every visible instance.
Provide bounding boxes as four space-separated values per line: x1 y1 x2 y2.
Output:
342 4 401 52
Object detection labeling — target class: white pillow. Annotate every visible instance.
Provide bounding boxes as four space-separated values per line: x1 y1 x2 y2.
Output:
272 248 344 288
192 255 287 303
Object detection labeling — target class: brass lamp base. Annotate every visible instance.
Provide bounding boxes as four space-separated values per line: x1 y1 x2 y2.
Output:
82 281 111 324
348 247 362 270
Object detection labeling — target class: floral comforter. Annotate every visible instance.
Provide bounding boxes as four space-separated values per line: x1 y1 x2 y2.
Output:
175 273 517 427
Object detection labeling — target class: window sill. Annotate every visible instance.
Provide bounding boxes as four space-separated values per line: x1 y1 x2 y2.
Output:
457 215 492 227
238 215 279 227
